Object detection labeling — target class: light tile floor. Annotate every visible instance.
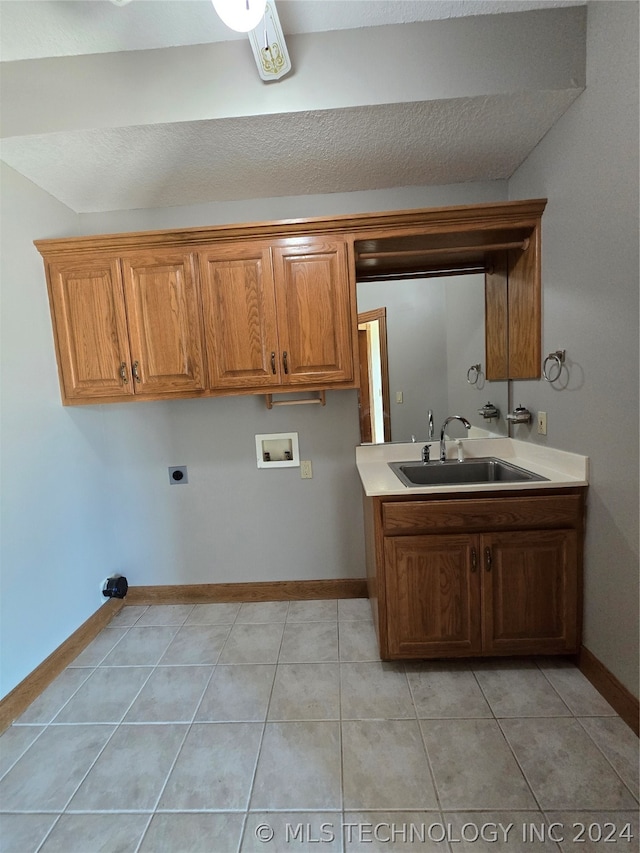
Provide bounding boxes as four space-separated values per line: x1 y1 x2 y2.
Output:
0 599 637 852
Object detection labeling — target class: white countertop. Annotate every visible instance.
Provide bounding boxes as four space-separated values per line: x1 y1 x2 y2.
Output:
356 438 589 497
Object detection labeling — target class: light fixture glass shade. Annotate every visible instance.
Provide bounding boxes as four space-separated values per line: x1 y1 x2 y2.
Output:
212 0 267 32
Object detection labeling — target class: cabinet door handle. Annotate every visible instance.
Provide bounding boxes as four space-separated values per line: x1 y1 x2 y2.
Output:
283 351 289 374
470 547 477 572
270 352 276 374
132 361 141 383
119 362 129 384
485 546 492 572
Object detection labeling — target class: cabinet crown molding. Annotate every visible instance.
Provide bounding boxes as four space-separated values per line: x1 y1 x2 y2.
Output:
34 199 547 258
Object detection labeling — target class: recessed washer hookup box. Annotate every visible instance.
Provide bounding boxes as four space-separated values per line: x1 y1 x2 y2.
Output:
255 432 300 468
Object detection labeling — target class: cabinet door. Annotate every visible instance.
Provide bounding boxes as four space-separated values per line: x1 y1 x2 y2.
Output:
121 251 206 394
384 534 482 658
482 529 579 654
48 257 133 401
272 240 355 386
199 244 280 389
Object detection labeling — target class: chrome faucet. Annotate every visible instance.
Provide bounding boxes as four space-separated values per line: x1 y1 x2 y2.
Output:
440 415 471 461
421 409 435 462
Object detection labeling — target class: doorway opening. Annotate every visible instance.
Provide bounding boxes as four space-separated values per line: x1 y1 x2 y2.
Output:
357 307 391 444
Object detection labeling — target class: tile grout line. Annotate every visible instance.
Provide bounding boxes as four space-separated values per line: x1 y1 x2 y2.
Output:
135 604 245 850
535 658 590 717
406 665 454 853
573 715 640 804
129 607 238 851
467 668 548 815
237 600 290 853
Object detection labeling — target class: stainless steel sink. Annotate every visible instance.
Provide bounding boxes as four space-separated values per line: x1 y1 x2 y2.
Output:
388 457 548 487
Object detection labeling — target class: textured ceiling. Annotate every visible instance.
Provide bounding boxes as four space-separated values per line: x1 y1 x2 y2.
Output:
0 0 587 213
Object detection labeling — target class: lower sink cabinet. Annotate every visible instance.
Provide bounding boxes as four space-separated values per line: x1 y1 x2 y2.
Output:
364 491 585 660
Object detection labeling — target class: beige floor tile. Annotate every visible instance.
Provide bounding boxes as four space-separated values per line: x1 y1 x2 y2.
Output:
68 724 186 812
196 664 276 722
134 604 194 626
500 717 637 810
343 812 448 852
0 726 44 777
342 720 438 810
538 661 617 716
442 812 562 852
251 721 341 810
236 601 290 623
14 668 93 724
242 812 343 852
108 606 148 627
473 661 571 717
338 598 372 621
0 814 58 853
39 813 149 852
340 661 414 719
53 666 152 724
158 722 262 811
279 621 339 663
218 622 285 664
185 602 241 624
406 662 493 719
0 724 114 811
158 624 231 665
101 626 178 666
579 715 639 798
268 663 340 720
140 812 244 853
287 599 338 622
123 665 212 723
544 811 639 853
338 620 380 662
421 718 536 810
69 626 130 667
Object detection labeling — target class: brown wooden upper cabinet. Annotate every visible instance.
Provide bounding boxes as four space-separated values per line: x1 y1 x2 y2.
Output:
45 249 206 403
199 238 354 391
36 198 545 405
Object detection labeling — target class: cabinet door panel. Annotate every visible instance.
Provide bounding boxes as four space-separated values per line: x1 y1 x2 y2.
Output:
199 245 279 389
48 258 133 400
273 241 354 385
122 252 205 394
482 529 579 654
385 534 481 657
507 226 541 379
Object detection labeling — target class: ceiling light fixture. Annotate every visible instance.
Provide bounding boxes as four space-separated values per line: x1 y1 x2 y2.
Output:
212 0 267 33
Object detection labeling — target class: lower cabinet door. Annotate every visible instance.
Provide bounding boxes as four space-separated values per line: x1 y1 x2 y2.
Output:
384 534 482 658
482 529 579 654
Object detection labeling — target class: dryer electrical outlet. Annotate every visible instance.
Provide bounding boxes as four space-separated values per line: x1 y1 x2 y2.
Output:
168 466 188 484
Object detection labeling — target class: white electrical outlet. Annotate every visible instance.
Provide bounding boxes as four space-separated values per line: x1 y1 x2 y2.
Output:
537 411 547 435
300 460 313 479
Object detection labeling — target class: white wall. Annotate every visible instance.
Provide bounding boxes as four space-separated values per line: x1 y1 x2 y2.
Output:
0 177 506 698
0 165 127 696
508 1 639 696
